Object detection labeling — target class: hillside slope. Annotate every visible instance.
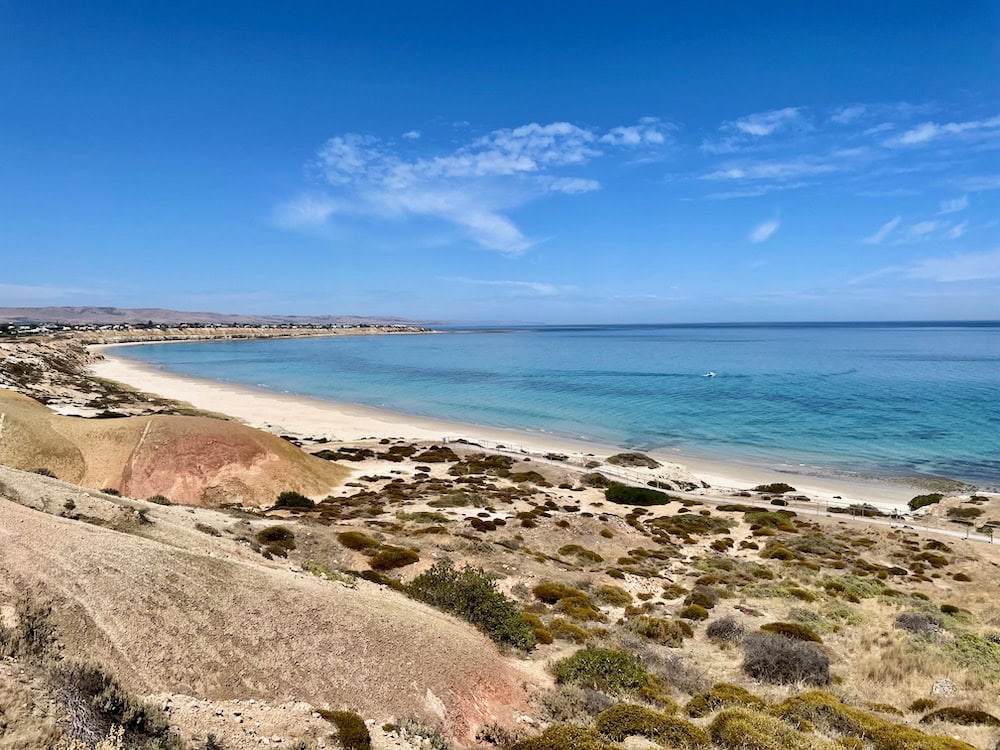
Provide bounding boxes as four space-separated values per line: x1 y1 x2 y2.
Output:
0 466 532 745
0 388 347 506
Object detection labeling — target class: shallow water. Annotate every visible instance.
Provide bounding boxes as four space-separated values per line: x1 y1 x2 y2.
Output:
116 323 1000 487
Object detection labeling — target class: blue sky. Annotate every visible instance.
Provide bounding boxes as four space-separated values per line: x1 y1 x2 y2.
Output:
1 1 999 322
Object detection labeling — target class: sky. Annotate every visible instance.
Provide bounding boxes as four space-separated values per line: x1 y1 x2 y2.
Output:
1 1 999 323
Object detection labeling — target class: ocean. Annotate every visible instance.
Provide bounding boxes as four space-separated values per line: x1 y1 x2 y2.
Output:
114 323 1000 488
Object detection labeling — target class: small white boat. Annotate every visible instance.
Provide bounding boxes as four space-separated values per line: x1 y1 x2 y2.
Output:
704 371 717 377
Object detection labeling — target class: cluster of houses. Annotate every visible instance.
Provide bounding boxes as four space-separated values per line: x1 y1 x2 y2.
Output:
0 321 420 337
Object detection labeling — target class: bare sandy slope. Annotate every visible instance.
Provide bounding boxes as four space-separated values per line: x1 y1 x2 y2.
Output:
0 388 347 506
0 466 532 743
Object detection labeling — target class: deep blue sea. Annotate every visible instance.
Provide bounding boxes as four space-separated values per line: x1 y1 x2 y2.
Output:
115 323 1000 487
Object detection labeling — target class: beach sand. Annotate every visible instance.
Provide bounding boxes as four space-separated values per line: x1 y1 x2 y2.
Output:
89 346 927 509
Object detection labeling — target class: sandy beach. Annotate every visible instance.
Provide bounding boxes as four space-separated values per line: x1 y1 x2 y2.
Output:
89 345 931 509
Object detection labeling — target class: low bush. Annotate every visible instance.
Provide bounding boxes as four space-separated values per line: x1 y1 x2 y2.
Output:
532 581 585 604
742 633 830 686
774 690 978 750
33 467 56 478
595 703 710 747
100 488 120 496
607 452 661 468
369 546 419 571
338 531 381 551
760 622 823 643
255 526 295 557
895 612 942 637
551 648 648 694
910 698 937 713
538 685 615 724
408 560 536 649
919 707 1000 726
0 599 55 661
50 661 180 749
710 707 839 750
686 683 766 718
909 493 944 511
605 484 672 506
275 490 315 509
684 585 719 609
596 585 632 606
318 710 372 749
753 483 795 494
146 494 171 505
706 616 745 643
194 522 222 537
628 616 693 647
548 617 590 643
679 604 709 621
511 724 616 750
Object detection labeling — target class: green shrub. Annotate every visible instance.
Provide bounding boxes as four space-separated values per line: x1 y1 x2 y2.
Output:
629 616 692 647
533 581 586 604
945 632 1000 678
101 487 120 496
753 483 795 494
679 604 709 621
50 661 180 748
511 724 617 750
596 585 632 606
910 698 937 713
255 526 295 555
710 707 839 750
369 546 419 571
595 703 709 747
194 522 222 537
551 648 648 694
774 690 977 750
275 490 315 509
686 683 766 718
147 494 172 505
548 617 590 643
605 484 672 506
558 544 604 563
318 710 372 749
760 622 823 643
661 583 686 599
919 707 1000 726
408 560 536 649
909 493 944 511
742 634 829 686
338 531 381 551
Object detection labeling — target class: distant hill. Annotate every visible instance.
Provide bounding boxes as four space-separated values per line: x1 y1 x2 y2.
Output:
0 306 422 326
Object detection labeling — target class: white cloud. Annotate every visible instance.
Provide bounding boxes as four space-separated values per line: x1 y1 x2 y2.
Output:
272 194 339 228
702 159 838 182
830 105 866 124
884 115 1000 147
945 222 967 240
286 119 665 254
726 107 804 136
440 277 574 296
964 175 1000 191
939 195 969 214
748 219 780 244
908 248 1000 282
402 130 421 139
600 117 671 146
863 216 902 244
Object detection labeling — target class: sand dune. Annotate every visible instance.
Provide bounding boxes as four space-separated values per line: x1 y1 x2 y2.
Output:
0 388 347 506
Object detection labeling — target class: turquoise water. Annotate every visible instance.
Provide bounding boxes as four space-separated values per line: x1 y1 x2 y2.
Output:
115 323 1000 487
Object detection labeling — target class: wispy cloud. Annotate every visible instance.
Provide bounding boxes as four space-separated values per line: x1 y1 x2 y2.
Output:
830 105 866 125
908 247 1000 282
863 216 902 244
440 276 575 296
938 195 969 214
402 130 421 140
727 107 804 137
702 158 838 182
883 115 1000 148
945 222 967 240
280 119 670 253
748 219 780 244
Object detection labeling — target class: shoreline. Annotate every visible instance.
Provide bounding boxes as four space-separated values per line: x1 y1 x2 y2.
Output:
89 345 932 509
